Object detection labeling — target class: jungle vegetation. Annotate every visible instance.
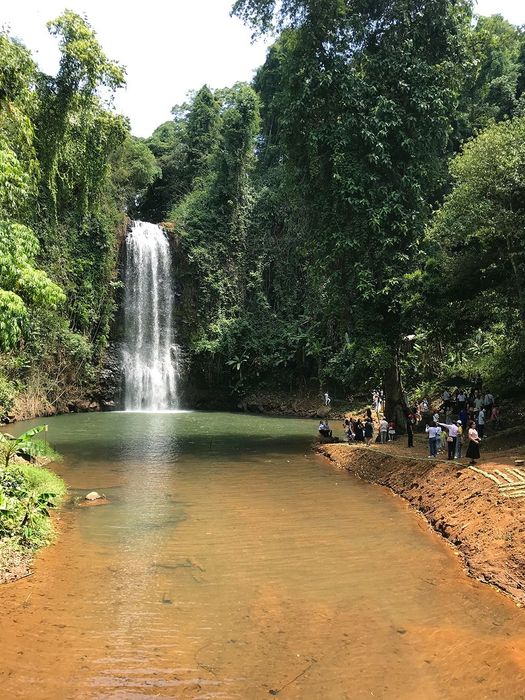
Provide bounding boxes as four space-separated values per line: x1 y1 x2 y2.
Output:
1 5 525 426
0 12 158 416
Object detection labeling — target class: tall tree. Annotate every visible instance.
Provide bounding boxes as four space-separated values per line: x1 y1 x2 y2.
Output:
33 12 128 344
0 33 64 352
456 14 524 142
185 85 221 185
36 11 126 221
172 84 260 384
138 88 221 223
232 0 472 426
429 116 525 334
138 120 188 222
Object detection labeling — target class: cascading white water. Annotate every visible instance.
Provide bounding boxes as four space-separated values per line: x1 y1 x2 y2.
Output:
122 221 179 411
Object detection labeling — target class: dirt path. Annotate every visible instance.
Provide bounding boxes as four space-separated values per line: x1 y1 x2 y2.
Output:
318 436 525 605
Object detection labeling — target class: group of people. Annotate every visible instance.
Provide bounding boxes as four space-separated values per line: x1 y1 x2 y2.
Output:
415 388 500 437
319 416 376 446
341 416 375 445
414 385 498 464
424 418 481 464
319 380 496 466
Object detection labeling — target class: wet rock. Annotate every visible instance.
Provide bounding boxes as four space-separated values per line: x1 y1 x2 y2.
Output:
85 491 103 501
0 413 16 425
78 496 110 508
68 400 90 413
96 344 124 405
67 399 101 413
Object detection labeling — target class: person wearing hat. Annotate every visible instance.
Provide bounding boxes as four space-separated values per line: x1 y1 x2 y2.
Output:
455 420 463 459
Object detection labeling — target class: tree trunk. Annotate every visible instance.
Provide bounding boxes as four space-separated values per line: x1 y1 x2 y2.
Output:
383 355 407 433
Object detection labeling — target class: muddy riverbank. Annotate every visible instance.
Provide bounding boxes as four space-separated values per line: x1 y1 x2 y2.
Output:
318 442 525 605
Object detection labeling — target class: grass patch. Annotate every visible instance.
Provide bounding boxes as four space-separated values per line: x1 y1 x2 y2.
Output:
26 439 62 464
21 464 67 504
1 461 67 579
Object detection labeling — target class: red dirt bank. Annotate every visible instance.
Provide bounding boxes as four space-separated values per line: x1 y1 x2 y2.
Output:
318 442 525 605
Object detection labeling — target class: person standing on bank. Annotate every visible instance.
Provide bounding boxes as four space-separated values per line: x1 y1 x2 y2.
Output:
406 414 414 448
438 420 459 460
466 420 481 466
458 405 469 431
483 389 494 418
442 388 451 415
379 416 388 444
455 420 463 459
457 389 467 413
477 406 486 439
425 422 440 458
364 418 374 446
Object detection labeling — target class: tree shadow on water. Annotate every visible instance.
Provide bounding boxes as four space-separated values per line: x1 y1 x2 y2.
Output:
52 431 316 467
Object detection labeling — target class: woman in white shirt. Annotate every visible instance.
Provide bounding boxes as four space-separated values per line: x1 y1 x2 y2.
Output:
466 420 481 465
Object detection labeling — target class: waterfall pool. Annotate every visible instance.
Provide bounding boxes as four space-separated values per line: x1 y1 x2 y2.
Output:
2 411 525 699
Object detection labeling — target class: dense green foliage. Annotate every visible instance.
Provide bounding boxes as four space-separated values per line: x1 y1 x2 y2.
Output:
424 116 525 392
0 462 66 546
458 14 525 139
0 13 157 415
0 425 65 551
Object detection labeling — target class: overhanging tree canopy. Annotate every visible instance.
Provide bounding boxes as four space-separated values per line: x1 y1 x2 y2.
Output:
232 0 472 426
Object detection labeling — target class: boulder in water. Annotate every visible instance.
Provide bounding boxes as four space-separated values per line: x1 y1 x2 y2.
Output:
78 492 110 508
85 491 103 501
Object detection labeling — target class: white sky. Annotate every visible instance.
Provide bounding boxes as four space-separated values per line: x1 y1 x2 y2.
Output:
2 0 524 138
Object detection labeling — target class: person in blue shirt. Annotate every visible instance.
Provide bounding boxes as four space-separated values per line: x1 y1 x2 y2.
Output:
458 406 469 431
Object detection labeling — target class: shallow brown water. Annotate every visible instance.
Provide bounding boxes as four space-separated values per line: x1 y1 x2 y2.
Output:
2 412 525 699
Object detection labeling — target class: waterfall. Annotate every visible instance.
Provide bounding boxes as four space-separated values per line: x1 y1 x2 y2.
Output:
122 221 179 411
